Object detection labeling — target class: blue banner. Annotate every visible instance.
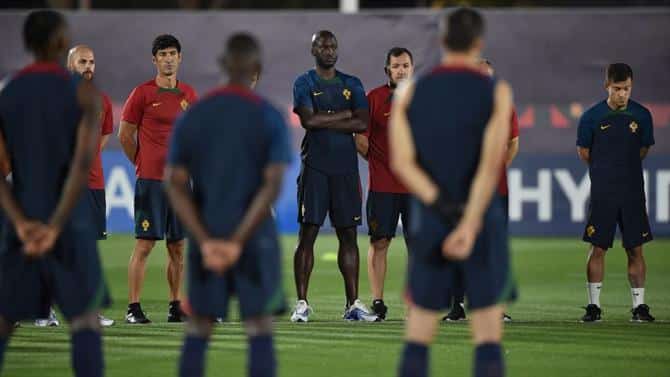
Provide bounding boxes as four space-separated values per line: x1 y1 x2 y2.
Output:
102 151 669 237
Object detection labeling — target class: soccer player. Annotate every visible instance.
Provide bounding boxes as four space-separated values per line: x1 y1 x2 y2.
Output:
444 58 518 323
0 10 108 376
354 47 414 320
291 30 377 322
33 45 116 328
577 63 655 322
165 33 290 377
119 34 197 324
391 8 515 377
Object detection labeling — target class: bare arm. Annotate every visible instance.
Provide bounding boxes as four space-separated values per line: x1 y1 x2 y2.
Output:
230 163 286 244
295 107 352 130
164 165 209 244
389 81 439 204
640 147 650 160
355 134 369 159
577 147 590 164
460 82 512 231
118 121 138 163
48 80 102 231
100 134 111 150
506 136 519 167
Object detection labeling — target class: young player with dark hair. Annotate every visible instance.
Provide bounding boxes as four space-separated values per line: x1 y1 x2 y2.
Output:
119 34 197 324
577 63 655 322
0 10 108 376
391 8 516 377
166 32 290 377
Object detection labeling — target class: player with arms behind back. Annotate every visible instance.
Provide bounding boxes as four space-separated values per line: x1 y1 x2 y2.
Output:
165 33 290 377
119 34 197 324
355 47 414 320
391 8 515 377
0 10 109 376
33 44 116 328
577 63 655 323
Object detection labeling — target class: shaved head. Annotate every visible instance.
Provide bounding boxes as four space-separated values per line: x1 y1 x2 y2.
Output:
67 45 96 80
311 30 336 47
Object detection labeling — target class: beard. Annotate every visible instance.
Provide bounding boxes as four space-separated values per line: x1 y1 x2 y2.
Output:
316 56 337 69
82 71 93 80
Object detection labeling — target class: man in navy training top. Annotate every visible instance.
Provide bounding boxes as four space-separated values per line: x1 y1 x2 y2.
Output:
0 10 109 377
391 8 515 377
291 30 377 322
165 33 291 377
577 63 655 323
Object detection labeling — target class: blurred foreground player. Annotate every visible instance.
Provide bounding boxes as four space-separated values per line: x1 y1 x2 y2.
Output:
444 58 518 323
165 33 290 377
577 63 655 322
119 34 197 324
355 47 414 320
391 8 515 377
34 44 115 328
0 10 109 376
291 31 376 322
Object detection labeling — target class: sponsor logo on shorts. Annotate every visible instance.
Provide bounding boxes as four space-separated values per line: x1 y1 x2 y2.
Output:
141 219 150 232
353 216 361 221
642 232 649 237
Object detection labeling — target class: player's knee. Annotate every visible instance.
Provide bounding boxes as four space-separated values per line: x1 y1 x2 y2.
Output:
625 247 643 260
298 225 319 248
70 312 101 334
243 315 273 337
184 316 213 339
167 242 185 262
0 315 15 338
371 238 391 253
134 239 156 258
589 246 607 259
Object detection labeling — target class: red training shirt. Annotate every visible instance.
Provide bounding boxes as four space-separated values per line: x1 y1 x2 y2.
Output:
121 79 197 180
497 108 520 196
364 84 408 194
88 92 114 189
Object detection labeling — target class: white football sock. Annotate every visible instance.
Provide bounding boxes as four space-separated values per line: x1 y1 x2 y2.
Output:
587 282 602 307
631 288 645 308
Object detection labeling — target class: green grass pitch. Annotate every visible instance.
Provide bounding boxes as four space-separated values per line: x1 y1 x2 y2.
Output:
4 235 670 376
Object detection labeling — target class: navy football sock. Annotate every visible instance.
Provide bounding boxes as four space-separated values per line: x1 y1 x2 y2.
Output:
71 329 103 377
0 336 8 373
179 336 209 377
474 342 504 377
248 335 276 377
398 342 428 377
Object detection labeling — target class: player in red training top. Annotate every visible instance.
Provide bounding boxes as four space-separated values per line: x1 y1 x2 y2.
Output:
355 47 414 320
443 58 519 323
119 34 197 324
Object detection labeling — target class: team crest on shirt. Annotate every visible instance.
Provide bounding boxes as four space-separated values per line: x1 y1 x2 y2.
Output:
629 121 638 133
342 88 351 101
141 219 150 232
180 99 189 111
586 225 596 237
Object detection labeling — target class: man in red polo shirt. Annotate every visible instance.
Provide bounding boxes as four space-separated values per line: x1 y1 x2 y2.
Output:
355 47 414 320
119 34 197 324
443 58 519 322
